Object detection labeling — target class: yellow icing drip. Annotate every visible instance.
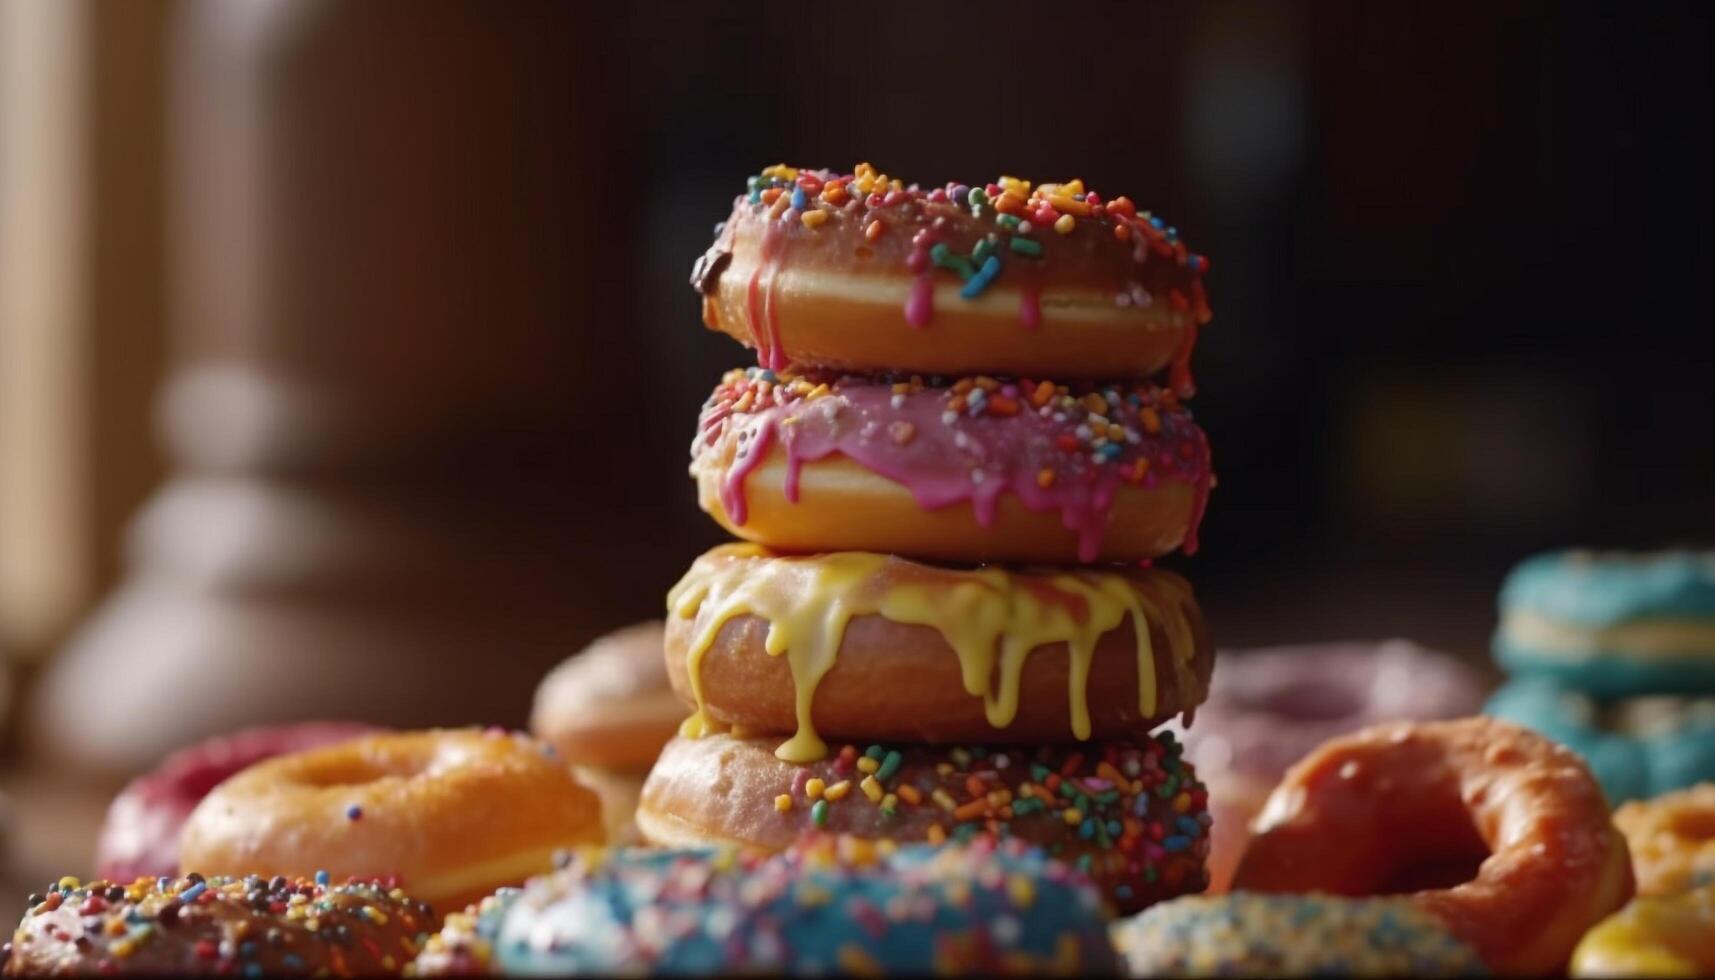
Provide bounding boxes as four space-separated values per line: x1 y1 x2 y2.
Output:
667 544 1201 761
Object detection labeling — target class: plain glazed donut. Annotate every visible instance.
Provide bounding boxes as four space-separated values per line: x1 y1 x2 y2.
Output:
94 722 379 882
178 728 604 915
4 873 435 976
636 730 1210 914
693 369 1211 564
415 838 1116 976
693 164 1211 383
667 544 1211 762
1614 783 1715 897
1113 892 1486 978
1232 717 1633 975
530 621 681 842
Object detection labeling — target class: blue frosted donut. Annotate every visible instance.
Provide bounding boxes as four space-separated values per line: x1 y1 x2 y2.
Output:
1495 550 1715 697
1486 675 1715 803
1113 892 1486 977
413 837 1116 975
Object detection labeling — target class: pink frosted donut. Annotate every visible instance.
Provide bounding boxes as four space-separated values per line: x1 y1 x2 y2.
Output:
94 721 379 881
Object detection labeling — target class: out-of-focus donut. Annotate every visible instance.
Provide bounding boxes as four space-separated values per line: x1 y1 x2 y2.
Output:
636 730 1210 915
666 544 1211 762
3 873 434 976
415 837 1116 976
178 728 604 914
692 369 1211 563
1614 783 1715 897
1571 882 1715 977
94 721 379 882
1495 549 1715 698
694 164 1211 383
1113 892 1487 978
530 621 680 842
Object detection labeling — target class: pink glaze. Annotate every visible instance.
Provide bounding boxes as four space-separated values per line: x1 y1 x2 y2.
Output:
746 218 792 372
699 375 1212 562
905 272 935 327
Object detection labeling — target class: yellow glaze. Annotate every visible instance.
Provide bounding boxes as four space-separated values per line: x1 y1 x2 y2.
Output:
1572 883 1715 977
667 544 1200 762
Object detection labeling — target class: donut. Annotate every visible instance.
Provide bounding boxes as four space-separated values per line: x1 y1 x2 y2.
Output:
1173 640 1487 891
1486 676 1715 803
1112 892 1487 978
1494 549 1715 697
667 544 1211 762
693 164 1211 383
1614 783 1715 896
94 722 379 882
1231 717 1633 975
692 368 1212 564
178 728 604 914
636 729 1209 914
1571 882 1715 977
530 621 680 842
3 873 434 976
414 837 1117 976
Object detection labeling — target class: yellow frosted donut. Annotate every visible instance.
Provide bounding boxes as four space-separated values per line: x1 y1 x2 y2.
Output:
179 728 604 915
1615 782 1715 897
1572 883 1715 977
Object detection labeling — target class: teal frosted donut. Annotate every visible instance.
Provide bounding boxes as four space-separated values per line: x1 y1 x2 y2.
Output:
413 837 1116 976
1113 892 1486 977
1486 676 1715 803
1495 550 1715 697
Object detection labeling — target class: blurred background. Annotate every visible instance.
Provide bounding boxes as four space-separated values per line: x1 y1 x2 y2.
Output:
0 0 1710 893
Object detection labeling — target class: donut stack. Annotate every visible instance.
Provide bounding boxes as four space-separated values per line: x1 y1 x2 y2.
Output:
639 164 1218 913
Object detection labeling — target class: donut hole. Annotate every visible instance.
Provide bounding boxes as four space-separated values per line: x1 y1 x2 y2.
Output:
1241 681 1364 722
1373 810 1490 895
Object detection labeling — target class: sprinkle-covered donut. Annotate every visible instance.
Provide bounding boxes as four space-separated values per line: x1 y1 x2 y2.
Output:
1486 676 1715 803
636 730 1210 914
1113 892 1487 978
1614 783 1715 897
1175 641 1487 891
693 369 1211 563
178 728 604 914
530 621 681 843
1495 549 1715 697
1571 882 1715 977
95 722 379 882
414 837 1117 976
694 164 1211 383
1232 717 1633 975
667 544 1211 762
3 873 434 976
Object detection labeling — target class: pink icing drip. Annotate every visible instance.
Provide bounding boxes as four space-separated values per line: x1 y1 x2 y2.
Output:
718 418 775 526
746 220 791 372
1019 282 1041 331
905 273 935 328
699 382 1211 559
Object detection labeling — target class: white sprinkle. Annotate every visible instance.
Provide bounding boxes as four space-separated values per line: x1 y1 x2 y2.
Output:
891 394 906 409
941 411 958 425
971 469 985 484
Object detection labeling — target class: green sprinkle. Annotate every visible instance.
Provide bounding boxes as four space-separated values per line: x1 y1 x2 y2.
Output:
1030 764 1052 783
969 187 990 206
865 745 886 760
950 748 972 769
876 751 902 782
930 243 974 279
996 213 1021 231
1009 236 1043 257
972 238 995 263
811 799 830 827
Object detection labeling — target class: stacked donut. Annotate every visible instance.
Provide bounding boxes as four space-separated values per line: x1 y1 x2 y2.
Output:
1487 549 1715 804
640 164 1218 913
